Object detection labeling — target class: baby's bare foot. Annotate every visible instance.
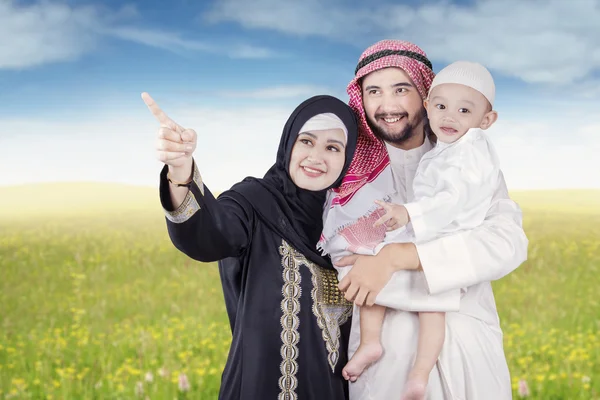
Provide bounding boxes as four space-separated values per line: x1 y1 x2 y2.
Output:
342 342 383 382
400 372 428 400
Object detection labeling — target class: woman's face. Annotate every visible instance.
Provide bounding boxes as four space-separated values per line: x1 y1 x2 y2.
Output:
288 128 347 191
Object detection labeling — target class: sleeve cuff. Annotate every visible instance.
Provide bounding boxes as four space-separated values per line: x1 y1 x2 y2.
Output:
375 270 461 312
415 233 477 295
403 201 428 241
159 159 205 223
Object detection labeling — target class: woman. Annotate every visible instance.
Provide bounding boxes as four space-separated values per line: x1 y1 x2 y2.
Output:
142 93 359 400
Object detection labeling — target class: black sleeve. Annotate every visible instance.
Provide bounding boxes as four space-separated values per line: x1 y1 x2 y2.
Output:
158 161 253 262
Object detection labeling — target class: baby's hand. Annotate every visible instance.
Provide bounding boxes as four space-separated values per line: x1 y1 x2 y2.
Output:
373 200 410 231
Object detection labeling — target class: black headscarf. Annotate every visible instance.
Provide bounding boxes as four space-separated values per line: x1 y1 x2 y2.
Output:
220 95 358 267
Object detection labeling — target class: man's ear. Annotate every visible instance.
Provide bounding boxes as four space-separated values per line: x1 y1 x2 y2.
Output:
480 110 498 130
423 98 429 110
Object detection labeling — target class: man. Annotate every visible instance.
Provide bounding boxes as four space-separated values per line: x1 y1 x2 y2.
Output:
318 40 528 399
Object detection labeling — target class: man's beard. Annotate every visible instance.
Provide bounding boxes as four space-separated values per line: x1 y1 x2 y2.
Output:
366 107 428 145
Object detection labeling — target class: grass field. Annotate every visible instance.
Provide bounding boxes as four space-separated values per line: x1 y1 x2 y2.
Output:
1 183 599 399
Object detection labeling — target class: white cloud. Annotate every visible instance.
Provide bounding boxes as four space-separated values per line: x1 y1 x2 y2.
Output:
0 104 296 192
219 84 336 99
486 118 599 190
0 0 102 68
0 0 276 69
105 27 214 53
104 26 277 59
228 44 278 59
203 0 380 38
204 0 600 86
2 100 598 191
571 79 600 99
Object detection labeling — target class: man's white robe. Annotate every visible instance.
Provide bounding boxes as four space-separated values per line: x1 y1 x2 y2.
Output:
323 136 528 399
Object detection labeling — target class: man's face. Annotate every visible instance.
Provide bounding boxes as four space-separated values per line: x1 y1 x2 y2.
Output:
361 67 426 146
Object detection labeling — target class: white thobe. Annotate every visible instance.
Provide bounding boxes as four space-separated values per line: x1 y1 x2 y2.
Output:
329 134 528 400
396 128 501 243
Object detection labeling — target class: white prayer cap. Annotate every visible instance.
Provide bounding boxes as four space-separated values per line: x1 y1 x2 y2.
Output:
299 113 348 140
429 61 496 107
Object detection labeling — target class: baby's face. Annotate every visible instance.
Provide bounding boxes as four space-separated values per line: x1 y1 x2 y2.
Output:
425 83 495 144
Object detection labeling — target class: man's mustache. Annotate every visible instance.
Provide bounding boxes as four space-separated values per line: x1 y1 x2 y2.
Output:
374 112 409 119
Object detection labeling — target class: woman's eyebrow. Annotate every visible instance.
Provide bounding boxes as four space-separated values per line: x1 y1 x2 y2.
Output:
327 139 346 147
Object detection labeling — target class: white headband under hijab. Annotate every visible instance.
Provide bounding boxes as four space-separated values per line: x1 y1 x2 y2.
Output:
298 113 348 139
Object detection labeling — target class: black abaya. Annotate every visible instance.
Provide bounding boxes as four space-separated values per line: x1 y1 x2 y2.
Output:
159 95 359 400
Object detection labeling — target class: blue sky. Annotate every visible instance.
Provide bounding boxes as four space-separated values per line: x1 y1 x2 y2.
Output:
1 0 599 191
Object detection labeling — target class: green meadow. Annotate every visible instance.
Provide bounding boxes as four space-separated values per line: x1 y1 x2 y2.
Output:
1 184 598 399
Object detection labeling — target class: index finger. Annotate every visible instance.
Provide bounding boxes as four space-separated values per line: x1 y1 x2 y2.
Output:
334 254 359 267
354 288 369 307
141 92 182 132
373 211 391 227
365 292 377 307
374 199 392 211
338 275 350 291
